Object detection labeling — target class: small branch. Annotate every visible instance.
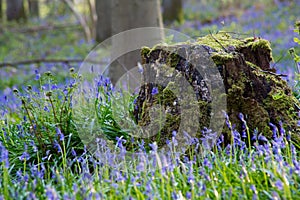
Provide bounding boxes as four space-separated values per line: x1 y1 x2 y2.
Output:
62 0 92 41
0 58 101 68
248 65 288 77
87 0 97 38
209 30 228 52
0 24 81 33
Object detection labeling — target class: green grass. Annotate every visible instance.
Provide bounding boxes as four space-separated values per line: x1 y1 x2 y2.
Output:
0 64 300 199
1 1 300 199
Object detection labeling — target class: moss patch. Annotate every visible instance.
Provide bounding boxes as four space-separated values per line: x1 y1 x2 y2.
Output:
135 32 300 148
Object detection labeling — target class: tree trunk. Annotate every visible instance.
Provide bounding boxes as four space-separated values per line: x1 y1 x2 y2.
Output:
0 0 2 20
133 33 300 148
95 0 112 43
162 0 183 25
108 0 164 85
6 0 27 22
28 0 39 18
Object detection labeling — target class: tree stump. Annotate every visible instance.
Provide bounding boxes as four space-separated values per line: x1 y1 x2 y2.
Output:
133 33 300 147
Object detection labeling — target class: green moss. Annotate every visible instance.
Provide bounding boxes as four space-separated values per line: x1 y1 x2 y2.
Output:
138 32 300 146
141 46 151 57
196 32 244 51
246 39 272 52
168 53 181 68
246 61 260 70
211 52 234 65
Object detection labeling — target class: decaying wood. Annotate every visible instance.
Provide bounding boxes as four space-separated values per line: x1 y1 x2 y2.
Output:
133 33 300 147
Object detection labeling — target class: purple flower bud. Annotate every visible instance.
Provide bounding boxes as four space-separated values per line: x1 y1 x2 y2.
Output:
71 148 77 157
250 185 257 193
0 142 9 168
34 70 40 80
258 135 268 143
186 192 192 199
53 140 62 153
44 106 50 112
151 87 159 95
275 180 283 190
45 186 58 200
56 127 64 141
116 136 126 148
19 151 30 161
269 122 278 139
149 142 158 152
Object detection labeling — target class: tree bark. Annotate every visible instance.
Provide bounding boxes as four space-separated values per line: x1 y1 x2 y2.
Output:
108 0 164 85
6 0 27 22
28 0 39 18
162 0 183 25
0 0 3 20
133 33 300 148
95 0 112 43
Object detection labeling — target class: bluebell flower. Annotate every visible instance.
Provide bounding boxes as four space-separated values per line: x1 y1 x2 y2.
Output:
56 127 64 141
45 186 58 200
216 134 224 149
71 148 77 157
0 142 9 168
278 121 285 136
203 157 212 169
250 185 257 193
269 122 278 139
44 106 50 112
136 161 145 172
275 180 283 190
186 192 192 199
34 70 40 80
51 84 58 90
223 111 232 130
53 140 62 153
19 151 30 161
149 142 158 152
258 135 268 143
188 174 194 184
151 87 159 95
116 136 126 148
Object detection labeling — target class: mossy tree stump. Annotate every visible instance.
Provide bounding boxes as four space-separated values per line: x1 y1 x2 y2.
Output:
133 33 300 147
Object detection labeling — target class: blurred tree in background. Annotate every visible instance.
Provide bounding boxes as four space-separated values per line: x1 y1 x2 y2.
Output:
104 0 164 84
6 0 27 22
0 0 298 86
95 0 111 43
0 0 2 21
28 0 39 18
162 0 183 25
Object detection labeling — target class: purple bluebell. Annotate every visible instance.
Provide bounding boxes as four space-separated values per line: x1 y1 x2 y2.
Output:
278 121 285 136
19 151 30 161
269 122 278 139
258 134 268 143
35 70 40 80
151 87 159 95
45 186 59 200
203 157 212 169
149 142 158 152
53 140 62 153
56 127 64 141
186 192 192 199
0 142 9 168
275 180 283 190
116 136 126 148
71 148 77 157
44 106 50 112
